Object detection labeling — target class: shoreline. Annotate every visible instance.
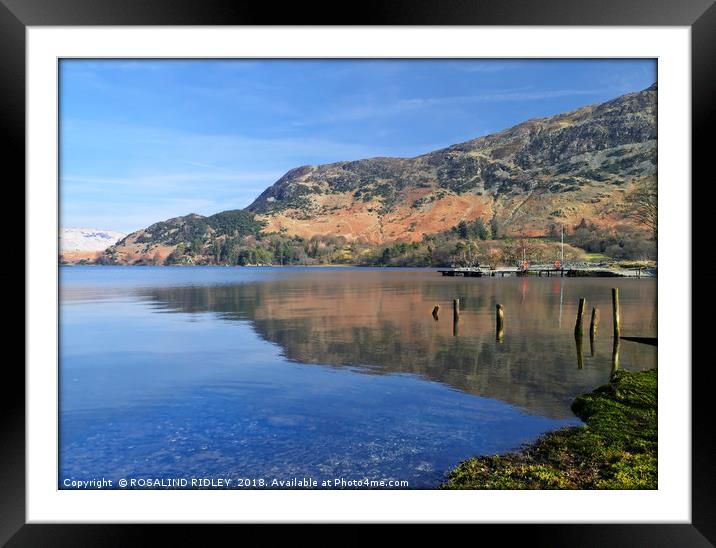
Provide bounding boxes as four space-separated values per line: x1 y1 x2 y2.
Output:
441 368 657 489
59 262 657 276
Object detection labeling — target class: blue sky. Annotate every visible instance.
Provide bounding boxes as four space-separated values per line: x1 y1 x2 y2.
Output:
60 58 656 233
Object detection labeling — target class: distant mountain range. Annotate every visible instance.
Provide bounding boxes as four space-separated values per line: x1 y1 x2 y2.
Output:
60 228 126 264
61 228 126 251
100 84 656 265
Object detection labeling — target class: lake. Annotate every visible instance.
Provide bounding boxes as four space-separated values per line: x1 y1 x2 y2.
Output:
59 266 657 489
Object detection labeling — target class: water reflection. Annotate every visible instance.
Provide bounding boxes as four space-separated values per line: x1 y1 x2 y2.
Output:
496 304 505 343
612 338 621 376
575 334 585 370
110 269 658 419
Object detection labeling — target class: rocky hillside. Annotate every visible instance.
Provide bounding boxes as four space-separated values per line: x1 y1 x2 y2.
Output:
247 83 656 242
104 84 656 264
104 210 264 265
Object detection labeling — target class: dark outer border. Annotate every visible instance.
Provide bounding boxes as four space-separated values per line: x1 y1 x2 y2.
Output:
6 0 714 542
0 0 714 26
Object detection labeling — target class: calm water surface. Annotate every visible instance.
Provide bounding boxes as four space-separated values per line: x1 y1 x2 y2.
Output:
59 266 657 488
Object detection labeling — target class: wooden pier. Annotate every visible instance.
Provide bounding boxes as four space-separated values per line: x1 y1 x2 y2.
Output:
438 266 651 278
438 267 567 278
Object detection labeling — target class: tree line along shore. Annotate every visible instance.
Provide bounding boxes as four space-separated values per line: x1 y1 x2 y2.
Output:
94 215 656 268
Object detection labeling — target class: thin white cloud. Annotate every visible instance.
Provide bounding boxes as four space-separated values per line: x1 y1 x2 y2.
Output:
62 119 402 167
62 171 282 188
310 87 607 125
398 88 603 108
62 198 230 233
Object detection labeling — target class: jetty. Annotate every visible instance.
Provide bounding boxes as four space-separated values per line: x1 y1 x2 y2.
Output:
438 267 565 277
437 265 652 278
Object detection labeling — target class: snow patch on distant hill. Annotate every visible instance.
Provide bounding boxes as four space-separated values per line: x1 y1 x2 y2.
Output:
60 228 126 252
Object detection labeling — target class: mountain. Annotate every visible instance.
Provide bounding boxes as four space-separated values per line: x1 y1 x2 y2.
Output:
60 227 126 264
103 84 656 265
61 227 127 251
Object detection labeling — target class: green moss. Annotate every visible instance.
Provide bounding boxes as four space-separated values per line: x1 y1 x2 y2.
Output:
442 369 657 489
583 252 610 262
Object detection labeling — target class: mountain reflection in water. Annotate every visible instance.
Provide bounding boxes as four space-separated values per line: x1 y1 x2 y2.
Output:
133 269 657 419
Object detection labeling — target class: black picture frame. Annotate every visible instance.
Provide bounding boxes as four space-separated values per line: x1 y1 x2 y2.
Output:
6 0 713 541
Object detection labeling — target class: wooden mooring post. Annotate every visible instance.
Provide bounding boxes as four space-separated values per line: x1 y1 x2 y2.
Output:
589 307 599 338
574 298 586 337
588 307 599 357
612 288 621 339
453 299 460 336
496 304 505 342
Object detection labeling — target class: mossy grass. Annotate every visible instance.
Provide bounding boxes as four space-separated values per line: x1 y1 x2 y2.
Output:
442 368 657 489
583 252 611 262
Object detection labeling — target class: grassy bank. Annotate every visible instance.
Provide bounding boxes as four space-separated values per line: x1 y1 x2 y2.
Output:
442 368 657 489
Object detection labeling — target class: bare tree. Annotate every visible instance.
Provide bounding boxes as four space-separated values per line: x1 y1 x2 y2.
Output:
452 240 480 268
624 178 657 241
479 246 504 269
515 237 536 262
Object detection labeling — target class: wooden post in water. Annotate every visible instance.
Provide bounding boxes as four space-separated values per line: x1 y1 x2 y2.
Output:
496 304 505 342
432 305 440 321
574 298 586 337
589 307 599 338
453 299 460 336
589 307 599 357
611 288 621 339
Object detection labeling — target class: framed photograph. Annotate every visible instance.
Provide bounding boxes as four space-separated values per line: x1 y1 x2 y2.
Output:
7 0 713 541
